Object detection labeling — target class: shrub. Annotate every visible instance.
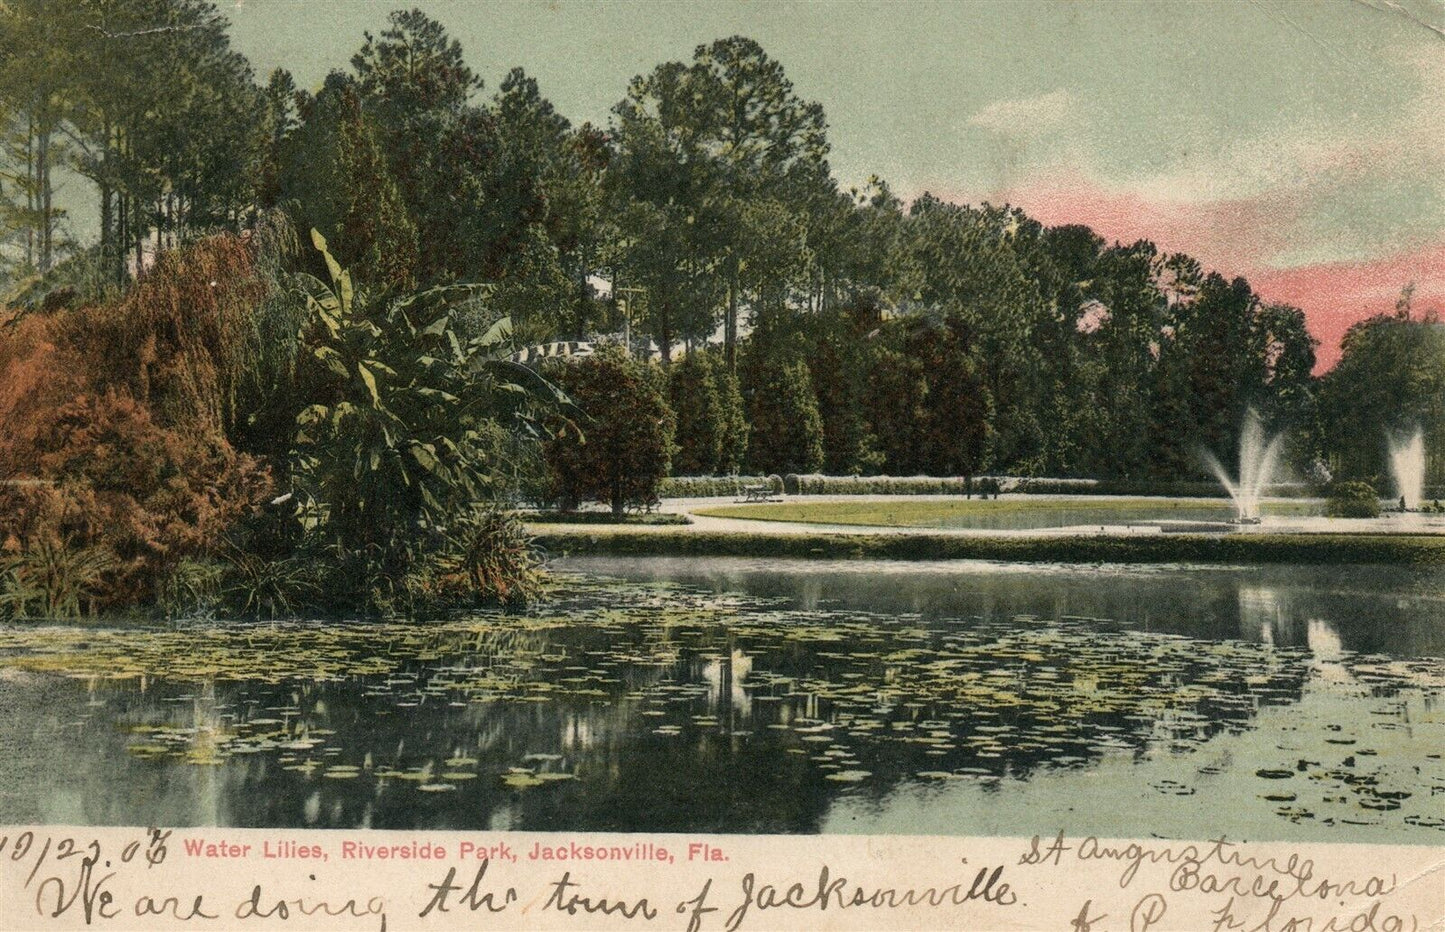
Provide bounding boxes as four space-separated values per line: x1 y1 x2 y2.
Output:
0 228 298 469
1326 481 1382 518
762 474 1316 499
59 230 284 440
0 311 83 479
0 391 272 607
220 549 321 620
286 230 565 578
435 508 544 608
156 559 225 620
544 345 676 515
378 509 545 615
1007 477 1100 495
0 232 290 612
519 510 689 526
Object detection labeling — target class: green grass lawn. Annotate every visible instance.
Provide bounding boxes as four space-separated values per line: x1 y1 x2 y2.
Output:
693 497 1320 529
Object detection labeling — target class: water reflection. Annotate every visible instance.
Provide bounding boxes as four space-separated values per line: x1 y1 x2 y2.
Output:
0 559 1439 843
576 557 1445 658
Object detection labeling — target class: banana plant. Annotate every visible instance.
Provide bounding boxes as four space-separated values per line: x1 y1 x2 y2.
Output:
288 229 573 567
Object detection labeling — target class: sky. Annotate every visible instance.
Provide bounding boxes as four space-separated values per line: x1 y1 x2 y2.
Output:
217 0 1445 370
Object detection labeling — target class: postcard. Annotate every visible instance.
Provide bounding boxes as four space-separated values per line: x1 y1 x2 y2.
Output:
0 1 1442 929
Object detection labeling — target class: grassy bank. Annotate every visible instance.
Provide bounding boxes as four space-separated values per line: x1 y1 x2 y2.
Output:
693 497 1319 528
533 528 1445 566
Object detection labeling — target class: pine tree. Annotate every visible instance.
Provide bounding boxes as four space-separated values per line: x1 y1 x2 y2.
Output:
744 353 823 476
714 355 749 475
277 74 417 289
669 351 723 475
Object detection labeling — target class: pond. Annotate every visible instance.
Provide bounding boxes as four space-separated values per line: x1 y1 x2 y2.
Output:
0 556 1440 844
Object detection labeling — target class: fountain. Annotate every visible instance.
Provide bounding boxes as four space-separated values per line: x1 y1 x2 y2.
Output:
1204 410 1283 523
1388 428 1425 511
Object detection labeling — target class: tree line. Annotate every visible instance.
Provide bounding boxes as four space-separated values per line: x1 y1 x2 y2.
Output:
1 3 1435 496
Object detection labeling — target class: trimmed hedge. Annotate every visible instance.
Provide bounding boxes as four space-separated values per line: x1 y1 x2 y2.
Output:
784 474 1001 496
535 528 1445 566
518 511 690 526
663 472 1339 500
658 475 783 499
775 474 1321 498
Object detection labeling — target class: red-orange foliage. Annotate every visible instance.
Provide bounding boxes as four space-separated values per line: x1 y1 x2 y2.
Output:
0 312 79 478
0 233 280 606
0 392 271 605
61 233 272 435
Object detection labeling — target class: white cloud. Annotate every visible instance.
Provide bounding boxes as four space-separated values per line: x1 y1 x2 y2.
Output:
968 89 1076 135
1127 46 1445 208
1017 46 1445 269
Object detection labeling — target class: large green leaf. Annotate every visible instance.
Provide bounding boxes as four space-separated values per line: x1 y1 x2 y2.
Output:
338 269 353 315
312 345 349 379
421 313 451 337
415 387 459 404
331 401 356 429
296 404 329 427
357 363 382 408
485 359 578 409
474 316 513 350
311 228 345 288
410 444 440 474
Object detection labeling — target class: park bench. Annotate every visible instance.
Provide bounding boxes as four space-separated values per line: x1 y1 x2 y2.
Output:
743 484 776 503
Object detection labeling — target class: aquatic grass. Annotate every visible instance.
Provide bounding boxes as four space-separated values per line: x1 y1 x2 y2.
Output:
156 558 224 620
220 548 321 619
441 507 544 607
0 540 116 620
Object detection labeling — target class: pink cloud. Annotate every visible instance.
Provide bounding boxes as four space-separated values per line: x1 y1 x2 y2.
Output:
920 172 1443 373
1251 245 1445 372
987 172 1302 274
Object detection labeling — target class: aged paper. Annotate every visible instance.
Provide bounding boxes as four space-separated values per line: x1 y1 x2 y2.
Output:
2 1 1444 930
